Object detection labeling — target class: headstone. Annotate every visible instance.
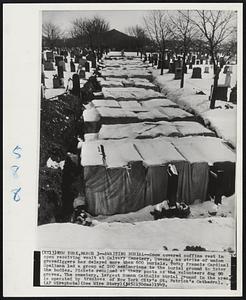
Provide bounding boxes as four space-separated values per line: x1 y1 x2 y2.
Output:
204 66 210 73
57 65 64 79
79 69 86 79
79 57 87 67
229 85 237 104
44 61 54 71
211 85 228 101
174 68 182 80
72 74 80 97
70 60 75 72
55 55 63 66
224 71 232 87
75 55 80 63
153 53 158 66
58 60 66 71
85 61 90 72
168 62 175 73
46 51 54 61
191 67 202 79
53 75 60 88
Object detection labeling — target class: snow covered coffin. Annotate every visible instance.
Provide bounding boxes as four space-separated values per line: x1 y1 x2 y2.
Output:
134 139 189 206
102 87 163 101
98 121 215 140
81 140 147 215
173 137 236 202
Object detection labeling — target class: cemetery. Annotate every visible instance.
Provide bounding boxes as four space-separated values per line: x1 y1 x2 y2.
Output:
38 10 238 252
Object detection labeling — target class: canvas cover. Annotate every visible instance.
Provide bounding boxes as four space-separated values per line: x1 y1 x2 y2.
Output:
80 137 234 215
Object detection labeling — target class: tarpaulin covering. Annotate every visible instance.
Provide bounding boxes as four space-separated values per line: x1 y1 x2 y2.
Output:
98 121 214 140
95 107 139 124
100 80 124 88
141 98 178 108
102 87 163 100
172 136 236 200
80 137 235 215
92 99 121 108
101 69 152 80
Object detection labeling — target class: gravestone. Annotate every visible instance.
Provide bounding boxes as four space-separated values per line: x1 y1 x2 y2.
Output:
229 85 237 104
72 74 80 97
191 67 202 79
224 71 232 87
210 85 228 101
204 66 210 73
58 60 66 71
168 62 175 73
174 68 182 80
75 55 80 63
44 61 54 71
53 75 60 88
85 61 90 72
70 60 75 72
153 54 158 65
79 69 86 79
46 51 54 62
55 55 63 67
57 65 64 79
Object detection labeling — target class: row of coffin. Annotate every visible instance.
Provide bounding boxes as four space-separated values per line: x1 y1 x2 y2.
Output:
80 136 235 216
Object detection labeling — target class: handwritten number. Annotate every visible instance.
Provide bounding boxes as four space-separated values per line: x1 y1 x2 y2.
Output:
11 187 21 202
11 165 20 177
12 145 22 159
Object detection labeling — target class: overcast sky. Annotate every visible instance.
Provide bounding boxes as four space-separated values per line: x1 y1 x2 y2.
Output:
42 10 148 35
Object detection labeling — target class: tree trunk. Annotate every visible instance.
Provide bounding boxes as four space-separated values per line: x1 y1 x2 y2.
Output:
180 52 186 88
210 54 221 109
160 49 164 75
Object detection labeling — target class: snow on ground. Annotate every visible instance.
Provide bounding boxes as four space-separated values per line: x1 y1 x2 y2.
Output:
38 195 235 251
152 67 237 148
37 216 235 252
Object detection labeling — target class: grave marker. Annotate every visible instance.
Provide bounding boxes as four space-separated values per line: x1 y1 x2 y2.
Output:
191 67 202 79
174 68 182 80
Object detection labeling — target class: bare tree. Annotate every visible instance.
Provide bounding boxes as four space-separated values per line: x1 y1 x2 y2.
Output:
71 16 110 51
192 10 236 109
42 22 62 49
144 10 172 75
168 11 198 88
126 25 148 57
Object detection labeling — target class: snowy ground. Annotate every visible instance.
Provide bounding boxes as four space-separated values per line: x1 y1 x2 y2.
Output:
38 195 235 251
152 67 237 148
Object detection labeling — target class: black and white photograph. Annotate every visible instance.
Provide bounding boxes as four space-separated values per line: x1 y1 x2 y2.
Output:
3 3 243 296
